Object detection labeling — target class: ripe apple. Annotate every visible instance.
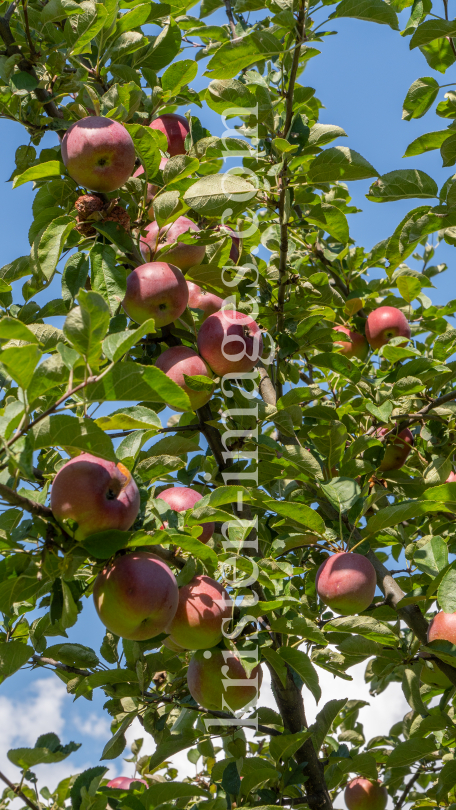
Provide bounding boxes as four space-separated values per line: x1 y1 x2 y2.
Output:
158 485 215 542
149 114 189 156
93 551 179 640
376 427 414 472
155 346 214 412
107 778 147 789
333 325 368 360
165 575 231 649
187 282 223 319
197 309 263 376
187 648 263 711
344 778 388 810
61 116 135 193
140 216 205 271
428 611 456 645
447 471 456 483
365 306 411 350
50 453 140 541
316 552 377 615
123 261 188 328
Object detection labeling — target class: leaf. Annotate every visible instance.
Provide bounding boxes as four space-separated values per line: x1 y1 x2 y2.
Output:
44 643 99 668
142 783 210 804
312 352 361 382
424 457 452 485
90 244 127 316
325 616 397 645
0 641 32 682
386 738 435 767
402 665 429 716
162 59 198 94
221 761 241 796
8 740 81 768
261 647 288 688
64 290 110 363
366 500 448 533
145 18 182 71
101 714 134 760
95 406 161 431
124 123 165 176
70 767 108 810
331 0 398 28
402 77 439 121
12 161 66 188
205 30 283 79
410 19 456 50
1 344 42 389
263 499 325 535
437 563 456 613
183 174 257 218
320 478 361 513
32 414 116 460
441 133 456 167
269 730 311 763
309 699 348 751
307 124 347 146
307 147 378 183
86 363 191 409
366 170 438 202
397 275 422 302
278 647 321 702
269 617 327 645
71 3 109 55
147 731 200 771
102 319 155 363
415 536 448 577
279 445 323 480
403 130 451 157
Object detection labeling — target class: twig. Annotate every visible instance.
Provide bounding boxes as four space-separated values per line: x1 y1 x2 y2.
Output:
0 482 53 520
32 655 90 677
393 769 421 809
223 0 237 37
146 693 282 737
374 389 456 441
0 771 41 810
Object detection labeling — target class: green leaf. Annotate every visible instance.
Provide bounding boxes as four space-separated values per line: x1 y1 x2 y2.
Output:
309 699 348 752
38 216 75 281
410 19 456 50
366 500 448 533
312 352 361 382
437 563 456 613
1 345 42 389
8 740 81 768
320 477 361 513
386 738 435 767
205 30 283 80
32 414 116 460
183 174 257 218
86 363 191 409
331 0 399 28
261 647 288 688
278 647 321 702
402 77 439 121
142 783 210 804
102 319 155 363
269 730 311 763
115 3 150 35
415 536 448 577
101 715 134 760
0 641 33 682
162 59 198 94
95 405 161 431
90 244 127 316
366 169 438 202
206 78 255 114
420 37 456 74
44 643 99 668
145 18 182 70
309 421 348 471
307 147 378 183
12 161 66 188
63 289 110 363
71 3 109 55
325 616 397 645
403 130 451 157
70 768 108 810
441 132 456 167
147 731 200 771
397 275 422 302
263 499 325 534
307 124 347 146
124 123 165 175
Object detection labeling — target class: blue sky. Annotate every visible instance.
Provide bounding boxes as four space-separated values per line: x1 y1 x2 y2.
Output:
0 7 453 806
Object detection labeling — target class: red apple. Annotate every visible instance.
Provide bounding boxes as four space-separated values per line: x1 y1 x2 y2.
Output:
107 778 147 789
61 117 135 193
50 453 139 541
187 282 223 319
447 471 456 483
344 778 388 810
149 114 189 156
365 306 411 350
197 309 263 376
428 611 456 645
165 575 231 649
333 325 368 360
155 346 213 412
376 427 414 472
140 216 205 270
187 648 262 711
123 261 188 328
316 552 377 615
93 551 179 640
158 485 215 542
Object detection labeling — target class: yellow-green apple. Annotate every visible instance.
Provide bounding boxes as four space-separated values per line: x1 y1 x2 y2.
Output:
140 216 205 270
165 574 231 649
51 453 139 541
187 282 223 319
316 552 377 615
447 471 456 483
365 306 411 350
187 648 262 711
122 261 188 327
163 636 185 652
344 778 388 810
149 114 189 156
376 427 414 471
61 117 135 193
158 486 215 542
333 325 368 360
107 778 147 789
155 346 214 411
93 551 178 640
197 309 263 376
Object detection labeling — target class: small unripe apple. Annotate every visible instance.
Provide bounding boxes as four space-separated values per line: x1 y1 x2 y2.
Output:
149 114 189 156
446 471 456 483
333 325 369 360
165 575 231 649
123 261 188 328
158 486 215 542
107 778 147 789
50 453 140 541
140 216 205 270
365 306 411 350
376 427 414 472
93 551 179 640
187 282 223 319
344 778 388 810
187 648 262 711
155 346 213 412
61 117 135 193
316 552 377 615
197 309 263 376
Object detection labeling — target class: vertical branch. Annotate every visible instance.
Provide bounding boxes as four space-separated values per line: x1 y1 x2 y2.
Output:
224 0 237 38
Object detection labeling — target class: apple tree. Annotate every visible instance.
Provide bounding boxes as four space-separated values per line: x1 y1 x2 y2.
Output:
1 0 456 808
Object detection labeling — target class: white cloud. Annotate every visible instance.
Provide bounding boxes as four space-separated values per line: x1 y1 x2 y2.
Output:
74 713 111 741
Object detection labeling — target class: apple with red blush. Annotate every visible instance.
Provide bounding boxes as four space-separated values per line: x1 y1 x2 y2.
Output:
197 309 263 376
316 552 377 615
187 648 262 711
123 261 188 328
158 486 215 542
149 114 189 156
155 346 214 411
187 282 223 318
344 778 388 810
165 574 231 649
366 306 411 350
333 325 368 360
376 427 414 472
140 216 205 271
61 116 135 193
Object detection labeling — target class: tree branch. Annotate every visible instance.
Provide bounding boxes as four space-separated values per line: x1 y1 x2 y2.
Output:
147 693 282 737
223 0 237 38
393 768 421 809
371 388 456 440
0 482 53 520
31 654 91 677
0 771 41 810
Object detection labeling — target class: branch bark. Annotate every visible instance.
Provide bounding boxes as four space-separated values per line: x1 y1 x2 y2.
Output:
0 771 41 810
